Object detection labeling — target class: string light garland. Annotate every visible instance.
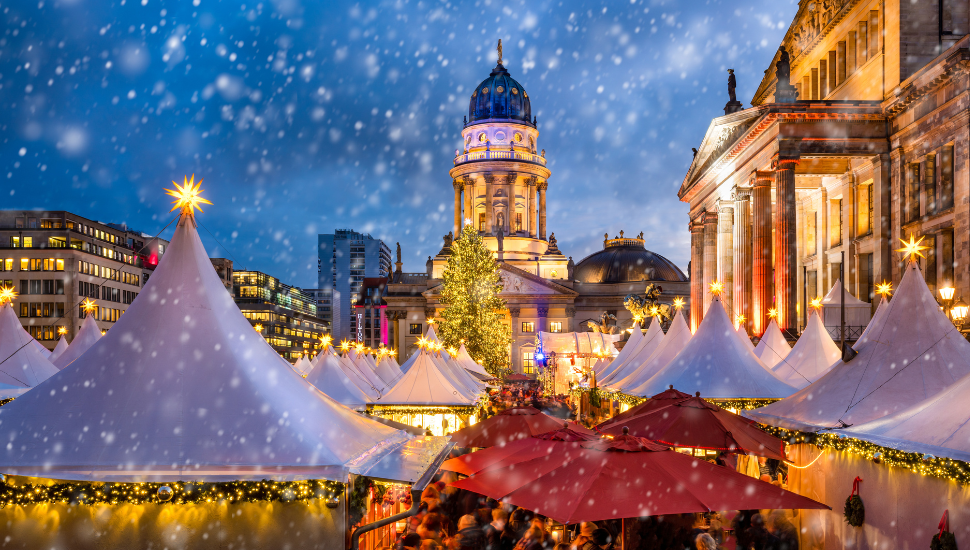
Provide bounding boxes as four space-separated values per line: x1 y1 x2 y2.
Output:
569 388 778 412
368 405 478 417
0 398 14 407
0 479 343 508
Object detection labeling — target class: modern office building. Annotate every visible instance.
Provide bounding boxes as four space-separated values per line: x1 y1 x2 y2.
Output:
232 269 330 361
352 278 388 349
318 230 392 342
0 210 168 348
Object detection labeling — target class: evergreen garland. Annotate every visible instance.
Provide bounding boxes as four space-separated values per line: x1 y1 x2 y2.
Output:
843 494 865 527
438 224 512 378
348 476 387 526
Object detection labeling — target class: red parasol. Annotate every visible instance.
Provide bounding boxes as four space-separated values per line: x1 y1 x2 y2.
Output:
597 386 692 428
441 425 600 476
595 392 787 460
449 406 596 448
450 430 828 524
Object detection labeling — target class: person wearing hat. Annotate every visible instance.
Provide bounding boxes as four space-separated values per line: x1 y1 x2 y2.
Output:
569 522 598 550
449 515 486 550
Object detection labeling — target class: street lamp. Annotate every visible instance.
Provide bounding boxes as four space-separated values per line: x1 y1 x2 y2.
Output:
939 287 957 322
952 297 968 324
940 287 956 301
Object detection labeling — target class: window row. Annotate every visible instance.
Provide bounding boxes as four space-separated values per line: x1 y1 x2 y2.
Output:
26 325 62 341
904 144 956 224
20 279 65 295
520 321 562 333
79 305 122 322
19 302 66 319
78 260 140 286
0 258 65 272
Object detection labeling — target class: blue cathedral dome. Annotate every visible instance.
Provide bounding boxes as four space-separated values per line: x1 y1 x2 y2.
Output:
468 62 534 126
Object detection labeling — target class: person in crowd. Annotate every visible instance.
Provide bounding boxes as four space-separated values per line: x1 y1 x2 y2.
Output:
569 522 598 550
509 508 534 541
732 510 757 550
419 513 446 545
512 527 545 550
483 508 514 550
449 515 486 550
766 511 798 550
688 513 708 545
585 529 612 550
399 534 423 550
695 533 717 550
743 513 772 550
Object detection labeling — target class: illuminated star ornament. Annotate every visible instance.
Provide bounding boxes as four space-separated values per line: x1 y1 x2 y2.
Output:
254 323 264 332
735 313 746 328
81 298 97 314
897 235 929 262
708 280 723 296
165 174 213 215
57 326 68 335
673 297 685 310
767 308 778 319
875 281 893 297
319 334 333 348
810 297 823 310
0 285 17 305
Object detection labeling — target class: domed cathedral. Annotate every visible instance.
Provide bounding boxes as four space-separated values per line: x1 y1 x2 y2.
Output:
384 42 690 376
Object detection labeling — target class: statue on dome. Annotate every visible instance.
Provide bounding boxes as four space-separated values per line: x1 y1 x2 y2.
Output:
396 242 402 263
497 39 503 65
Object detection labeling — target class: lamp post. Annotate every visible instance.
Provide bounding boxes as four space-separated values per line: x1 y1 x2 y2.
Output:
952 297 968 329
939 287 956 320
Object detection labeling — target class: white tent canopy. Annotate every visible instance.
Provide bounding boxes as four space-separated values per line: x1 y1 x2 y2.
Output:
290 355 313 377
854 296 889 349
821 278 872 333
0 212 407 482
305 347 372 410
47 336 69 365
377 349 479 406
609 310 692 395
348 350 388 393
754 320 790 370
599 319 665 386
597 322 642 381
632 296 796 399
537 331 621 356
737 323 755 350
29 338 51 358
52 314 103 370
375 355 402 386
770 312 841 389
747 260 970 432
456 344 491 378
0 303 59 398
430 351 482 399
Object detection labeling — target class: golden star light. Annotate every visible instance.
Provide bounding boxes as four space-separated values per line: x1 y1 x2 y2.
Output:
631 314 643 323
735 313 746 328
896 235 929 262
767 308 778 319
0 285 17 305
165 174 212 215
319 334 333 348
708 280 723 296
649 305 660 317
57 326 68 335
672 297 685 310
810 297 823 310
81 298 98 314
254 323 263 332
426 317 436 324
875 281 893 297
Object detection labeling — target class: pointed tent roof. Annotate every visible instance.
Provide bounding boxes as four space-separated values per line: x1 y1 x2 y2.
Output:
348 350 387 393
0 304 59 398
822 278 870 306
610 310 691 395
378 349 479 406
632 296 796 399
305 348 371 410
854 296 888 349
375 355 402 386
430 351 482 399
598 322 643 380
324 349 381 400
52 314 103 370
843 367 970 462
600 319 665 386
399 349 418 375
770 312 840 389
746 260 970 432
29 338 51 358
47 336 70 365
754 319 790 369
0 213 406 482
457 344 490 378
291 355 313 377
737 324 755 350
424 325 439 343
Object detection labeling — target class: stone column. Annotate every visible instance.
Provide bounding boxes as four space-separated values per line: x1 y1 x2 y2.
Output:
463 177 473 224
537 181 548 240
537 306 548 334
872 153 892 283
689 218 706 332
717 203 735 315
733 185 753 332
773 150 800 334
752 171 774 335
453 179 463 234
702 211 718 314
565 306 576 333
484 172 495 234
528 177 538 238
509 307 521 373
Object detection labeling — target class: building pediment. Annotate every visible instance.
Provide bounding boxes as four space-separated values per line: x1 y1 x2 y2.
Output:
680 107 768 197
423 262 577 299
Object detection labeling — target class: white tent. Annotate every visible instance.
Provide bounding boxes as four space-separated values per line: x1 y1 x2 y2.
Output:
632 295 796 399
347 350 387 393
821 278 872 335
597 322 643 380
305 347 372 410
609 310 692 394
290 355 313 377
456 344 491 378
746 259 970 432
377 349 479 406
399 349 418 375
599 319 665 386
537 331 621 356
52 314 103 370
843 366 970 462
0 303 59 398
0 212 408 482
29 338 51 358
770 311 841 389
854 296 888 349
47 336 69 365
375 355 402 386
324 348 381 400
590 358 608 375
737 323 755 350
430 351 482 399
754 319 790 369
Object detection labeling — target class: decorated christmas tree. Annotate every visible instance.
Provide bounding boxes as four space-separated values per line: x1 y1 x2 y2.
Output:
438 224 512 378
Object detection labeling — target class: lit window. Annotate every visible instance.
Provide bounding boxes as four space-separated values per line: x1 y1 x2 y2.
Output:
23 237 32 248
521 322 534 333
522 351 535 368
20 258 28 271
550 322 562 333
409 323 422 335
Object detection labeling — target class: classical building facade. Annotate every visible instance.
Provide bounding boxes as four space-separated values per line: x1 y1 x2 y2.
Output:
681 0 970 338
385 47 690 375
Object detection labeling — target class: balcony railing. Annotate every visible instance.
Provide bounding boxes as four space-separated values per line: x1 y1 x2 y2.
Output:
454 149 546 166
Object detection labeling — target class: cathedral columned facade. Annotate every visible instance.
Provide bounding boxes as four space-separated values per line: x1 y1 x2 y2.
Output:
385 46 690 375
682 0 970 338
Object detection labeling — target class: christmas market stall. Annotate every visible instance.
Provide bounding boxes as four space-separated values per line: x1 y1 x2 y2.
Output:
0 297 59 399
606 309 692 395
820 278 872 341
0 183 451 550
47 332 69 364
51 309 104 370
598 317 665 386
305 345 373 410
753 318 790 369
769 308 841 389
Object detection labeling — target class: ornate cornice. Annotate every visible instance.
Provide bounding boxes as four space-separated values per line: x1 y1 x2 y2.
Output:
536 180 548 191
505 172 517 184
483 172 495 184
884 47 970 117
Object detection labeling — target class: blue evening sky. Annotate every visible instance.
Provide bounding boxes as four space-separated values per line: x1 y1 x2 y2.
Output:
1 0 796 287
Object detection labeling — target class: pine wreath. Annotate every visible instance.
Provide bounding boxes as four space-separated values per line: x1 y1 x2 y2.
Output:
843 494 865 527
931 531 958 550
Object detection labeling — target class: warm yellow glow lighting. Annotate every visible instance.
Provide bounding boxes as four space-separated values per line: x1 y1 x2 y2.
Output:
708 280 723 296
767 308 778 319
649 305 660 317
447 346 458 358
339 340 351 351
254 323 263 332
0 285 17 305
165 174 212 214
875 281 893 297
81 298 97 314
319 334 333 348
940 287 956 301
897 235 929 262
673 297 685 310
57 326 68 335
734 313 746 329
426 317 436 324
632 314 642 323
952 298 969 322
809 297 823 310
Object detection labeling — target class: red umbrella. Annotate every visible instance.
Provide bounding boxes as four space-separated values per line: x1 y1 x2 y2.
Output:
450 431 828 524
441 425 600 476
595 392 788 461
449 406 596 448
597 387 692 429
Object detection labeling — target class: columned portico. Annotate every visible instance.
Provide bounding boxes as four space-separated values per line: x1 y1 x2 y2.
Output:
537 181 548 240
528 177 538 238
752 171 773 335
689 218 706 332
773 149 799 334
732 185 752 332
453 179 463 233
717 203 734 315
702 211 718 313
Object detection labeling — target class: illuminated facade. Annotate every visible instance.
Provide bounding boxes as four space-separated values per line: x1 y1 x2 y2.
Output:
0 210 166 347
681 0 970 338
386 46 690 375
